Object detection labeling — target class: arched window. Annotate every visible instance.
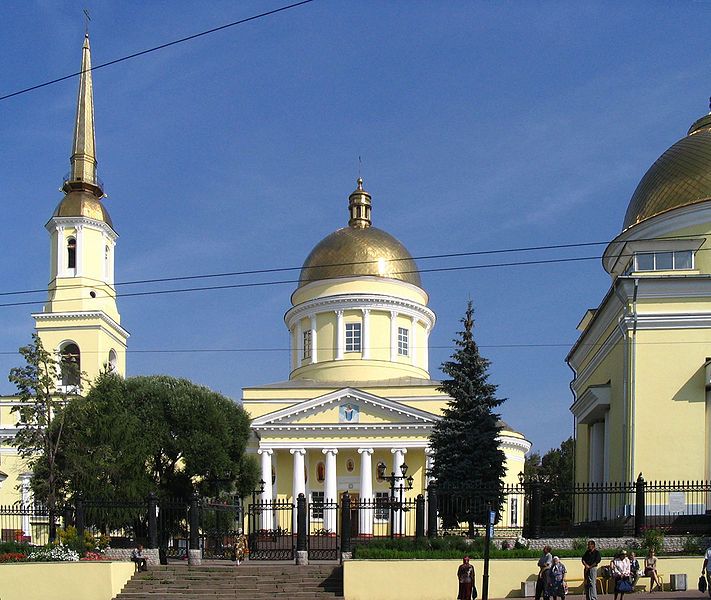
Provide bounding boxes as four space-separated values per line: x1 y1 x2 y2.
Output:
60 343 80 387
67 238 77 269
108 349 117 372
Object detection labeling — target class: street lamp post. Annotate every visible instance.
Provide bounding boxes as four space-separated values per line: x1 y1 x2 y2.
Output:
377 462 414 538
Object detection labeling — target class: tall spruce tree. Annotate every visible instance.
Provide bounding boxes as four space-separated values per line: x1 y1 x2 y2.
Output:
429 301 506 528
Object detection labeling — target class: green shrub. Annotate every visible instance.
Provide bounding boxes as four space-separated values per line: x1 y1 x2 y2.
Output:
682 536 703 555
640 529 664 555
572 538 588 552
0 541 31 555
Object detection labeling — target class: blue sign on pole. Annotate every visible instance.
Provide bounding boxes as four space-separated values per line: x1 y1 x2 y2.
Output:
488 510 496 538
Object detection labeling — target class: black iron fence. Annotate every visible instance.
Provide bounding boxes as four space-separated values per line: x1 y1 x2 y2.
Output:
3 475 710 563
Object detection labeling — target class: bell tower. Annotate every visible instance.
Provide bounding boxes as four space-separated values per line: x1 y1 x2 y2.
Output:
33 34 128 385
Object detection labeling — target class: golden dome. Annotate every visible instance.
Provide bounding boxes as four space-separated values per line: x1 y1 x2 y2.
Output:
623 113 711 230
298 179 422 288
299 226 422 288
53 190 113 228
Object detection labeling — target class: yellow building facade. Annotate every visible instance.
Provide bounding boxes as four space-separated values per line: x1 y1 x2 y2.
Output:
244 179 531 532
569 108 711 486
0 34 127 516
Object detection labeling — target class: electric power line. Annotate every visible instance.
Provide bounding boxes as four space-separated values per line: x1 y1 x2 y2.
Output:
0 0 317 102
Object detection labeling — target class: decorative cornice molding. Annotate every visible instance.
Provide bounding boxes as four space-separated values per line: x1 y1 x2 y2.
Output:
48 216 118 241
257 440 432 450
251 387 438 426
32 310 130 339
285 293 435 331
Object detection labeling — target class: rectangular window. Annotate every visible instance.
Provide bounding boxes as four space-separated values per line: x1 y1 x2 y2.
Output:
636 253 654 271
397 327 409 356
510 497 518 527
311 491 324 520
303 330 312 360
634 250 694 272
345 322 362 352
374 492 390 521
655 251 673 270
674 250 693 269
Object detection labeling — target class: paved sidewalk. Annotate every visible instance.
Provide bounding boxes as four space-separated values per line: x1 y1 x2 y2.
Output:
531 592 711 600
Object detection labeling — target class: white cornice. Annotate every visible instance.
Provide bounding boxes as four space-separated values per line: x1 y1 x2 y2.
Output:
285 293 435 331
604 202 711 274
570 384 611 423
258 439 432 450
48 216 118 241
32 310 130 340
253 423 434 433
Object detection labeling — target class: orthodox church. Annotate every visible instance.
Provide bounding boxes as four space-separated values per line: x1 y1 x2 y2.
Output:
0 35 531 531
243 178 531 532
569 106 711 486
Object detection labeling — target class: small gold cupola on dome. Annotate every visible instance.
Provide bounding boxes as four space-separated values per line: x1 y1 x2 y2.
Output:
348 177 372 228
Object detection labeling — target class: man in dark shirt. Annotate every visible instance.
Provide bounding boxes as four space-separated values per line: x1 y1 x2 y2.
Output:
582 539 602 600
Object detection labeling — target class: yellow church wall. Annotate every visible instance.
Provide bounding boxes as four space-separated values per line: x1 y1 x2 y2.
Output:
292 360 429 382
317 313 336 362
369 311 392 362
34 323 126 384
575 423 589 485
631 327 708 481
0 452 29 506
292 277 428 307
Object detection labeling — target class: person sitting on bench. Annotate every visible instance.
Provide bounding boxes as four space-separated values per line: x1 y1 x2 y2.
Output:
131 544 148 571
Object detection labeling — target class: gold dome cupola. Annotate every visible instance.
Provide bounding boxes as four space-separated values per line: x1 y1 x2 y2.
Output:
348 178 372 228
298 179 422 289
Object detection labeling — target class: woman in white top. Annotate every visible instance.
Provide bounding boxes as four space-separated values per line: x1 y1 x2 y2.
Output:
612 550 632 600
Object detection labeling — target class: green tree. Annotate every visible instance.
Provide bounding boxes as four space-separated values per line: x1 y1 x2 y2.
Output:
524 437 574 488
51 373 259 504
524 437 575 526
428 301 506 528
9 334 81 514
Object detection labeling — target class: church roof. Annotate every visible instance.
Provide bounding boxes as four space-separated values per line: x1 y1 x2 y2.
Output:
298 179 422 289
623 112 711 230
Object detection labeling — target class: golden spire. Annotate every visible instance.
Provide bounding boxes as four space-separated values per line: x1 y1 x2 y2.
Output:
348 177 372 228
63 33 102 196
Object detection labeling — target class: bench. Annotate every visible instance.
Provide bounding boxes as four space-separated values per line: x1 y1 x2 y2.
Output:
636 573 664 592
522 576 604 597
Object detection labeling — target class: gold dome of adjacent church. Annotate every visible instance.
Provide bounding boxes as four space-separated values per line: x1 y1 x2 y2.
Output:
298 179 422 288
623 111 711 230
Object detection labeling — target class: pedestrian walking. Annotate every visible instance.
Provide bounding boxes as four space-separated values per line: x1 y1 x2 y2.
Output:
582 540 601 600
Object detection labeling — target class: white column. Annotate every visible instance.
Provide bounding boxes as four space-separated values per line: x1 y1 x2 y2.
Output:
424 325 431 372
589 422 605 519
295 320 303 366
358 448 374 536
336 310 344 360
323 448 338 532
258 448 274 529
361 309 371 359
391 448 407 536
310 315 318 364
390 311 398 362
410 317 417 366
291 448 307 533
289 328 296 371
75 224 84 276
55 226 65 277
20 475 31 539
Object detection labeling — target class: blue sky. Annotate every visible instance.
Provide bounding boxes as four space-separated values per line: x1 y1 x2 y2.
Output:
2 1 710 454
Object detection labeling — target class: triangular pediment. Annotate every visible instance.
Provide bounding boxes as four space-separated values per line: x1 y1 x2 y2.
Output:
251 387 438 428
